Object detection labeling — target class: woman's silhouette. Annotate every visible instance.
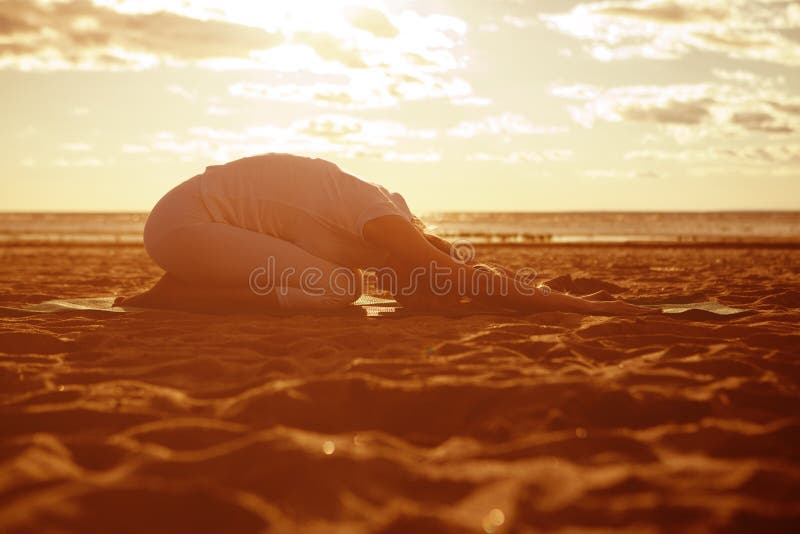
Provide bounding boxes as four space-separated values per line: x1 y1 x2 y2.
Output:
120 153 655 315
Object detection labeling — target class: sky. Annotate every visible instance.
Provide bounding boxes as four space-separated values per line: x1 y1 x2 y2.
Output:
1 0 799 213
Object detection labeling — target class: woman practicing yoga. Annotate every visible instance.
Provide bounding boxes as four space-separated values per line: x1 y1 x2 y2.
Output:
121 153 656 315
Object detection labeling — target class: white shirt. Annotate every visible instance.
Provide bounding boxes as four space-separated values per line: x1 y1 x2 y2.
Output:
198 153 414 267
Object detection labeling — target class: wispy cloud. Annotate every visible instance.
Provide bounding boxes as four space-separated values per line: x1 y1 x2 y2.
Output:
730 111 793 134
228 73 475 110
344 6 400 38
0 0 282 70
447 113 568 138
466 150 573 163
126 114 441 163
295 114 438 146
625 143 800 163
542 0 800 65
0 0 470 77
60 142 94 152
550 73 800 140
582 168 663 180
0 0 490 118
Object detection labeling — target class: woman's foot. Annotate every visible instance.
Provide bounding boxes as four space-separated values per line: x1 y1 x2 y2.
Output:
115 274 281 313
114 274 190 309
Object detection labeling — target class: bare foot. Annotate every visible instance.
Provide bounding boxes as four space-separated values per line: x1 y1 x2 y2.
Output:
114 274 187 309
115 274 281 313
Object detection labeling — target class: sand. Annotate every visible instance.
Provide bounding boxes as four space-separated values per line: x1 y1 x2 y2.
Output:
0 243 799 533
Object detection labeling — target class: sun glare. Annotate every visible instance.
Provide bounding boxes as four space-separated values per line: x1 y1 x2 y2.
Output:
221 0 389 33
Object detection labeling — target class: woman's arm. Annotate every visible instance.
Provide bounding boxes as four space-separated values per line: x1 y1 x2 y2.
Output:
363 215 655 315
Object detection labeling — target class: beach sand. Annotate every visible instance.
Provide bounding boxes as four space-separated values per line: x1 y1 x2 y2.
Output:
0 243 799 533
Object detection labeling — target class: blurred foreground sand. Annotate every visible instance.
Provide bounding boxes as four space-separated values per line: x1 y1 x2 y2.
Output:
0 244 798 533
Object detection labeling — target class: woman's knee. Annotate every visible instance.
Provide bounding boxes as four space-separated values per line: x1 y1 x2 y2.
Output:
142 224 218 284
143 176 208 269
142 197 182 267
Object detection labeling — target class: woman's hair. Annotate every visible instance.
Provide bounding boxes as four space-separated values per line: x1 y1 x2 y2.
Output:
409 215 469 261
410 215 427 233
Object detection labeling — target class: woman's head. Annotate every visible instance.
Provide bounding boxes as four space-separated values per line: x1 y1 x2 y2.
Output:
410 215 427 233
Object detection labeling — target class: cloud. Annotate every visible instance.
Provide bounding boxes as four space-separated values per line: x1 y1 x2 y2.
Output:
0 0 282 70
596 2 726 24
768 101 800 115
294 32 368 69
448 113 568 138
711 68 785 88
541 0 800 66
206 105 232 116
624 148 704 161
0 0 488 128
297 116 365 140
619 99 712 125
230 82 356 107
228 72 475 110
296 114 437 147
501 15 538 29
730 111 793 134
61 142 93 152
451 96 493 107
581 168 663 179
724 144 800 163
166 85 196 100
121 144 150 154
344 6 399 38
128 115 440 163
382 150 441 162
551 83 717 128
689 29 800 65
0 1 485 112
0 0 471 77
625 144 800 164
52 156 109 167
467 150 573 163
551 75 800 139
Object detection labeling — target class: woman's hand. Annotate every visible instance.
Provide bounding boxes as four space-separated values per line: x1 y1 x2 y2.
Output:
363 216 664 316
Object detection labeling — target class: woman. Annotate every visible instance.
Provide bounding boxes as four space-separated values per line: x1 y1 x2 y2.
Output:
120 153 655 315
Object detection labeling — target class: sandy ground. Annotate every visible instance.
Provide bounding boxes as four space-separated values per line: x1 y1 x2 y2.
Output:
0 244 799 533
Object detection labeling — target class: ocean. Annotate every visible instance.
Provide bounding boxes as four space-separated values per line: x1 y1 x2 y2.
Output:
0 211 798 245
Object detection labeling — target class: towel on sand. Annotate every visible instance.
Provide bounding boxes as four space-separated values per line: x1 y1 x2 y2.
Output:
0 295 400 318
0 296 749 319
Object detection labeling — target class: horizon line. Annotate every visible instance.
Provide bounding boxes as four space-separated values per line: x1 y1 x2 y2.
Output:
1 209 799 215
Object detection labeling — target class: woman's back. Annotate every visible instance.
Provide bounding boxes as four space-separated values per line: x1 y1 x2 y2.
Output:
198 153 413 266
199 153 411 238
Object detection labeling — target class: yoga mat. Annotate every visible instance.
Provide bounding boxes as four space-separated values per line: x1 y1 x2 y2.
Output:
0 296 749 319
642 301 752 320
0 295 402 318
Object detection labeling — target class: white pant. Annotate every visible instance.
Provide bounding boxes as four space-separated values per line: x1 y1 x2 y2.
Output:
143 175 361 309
